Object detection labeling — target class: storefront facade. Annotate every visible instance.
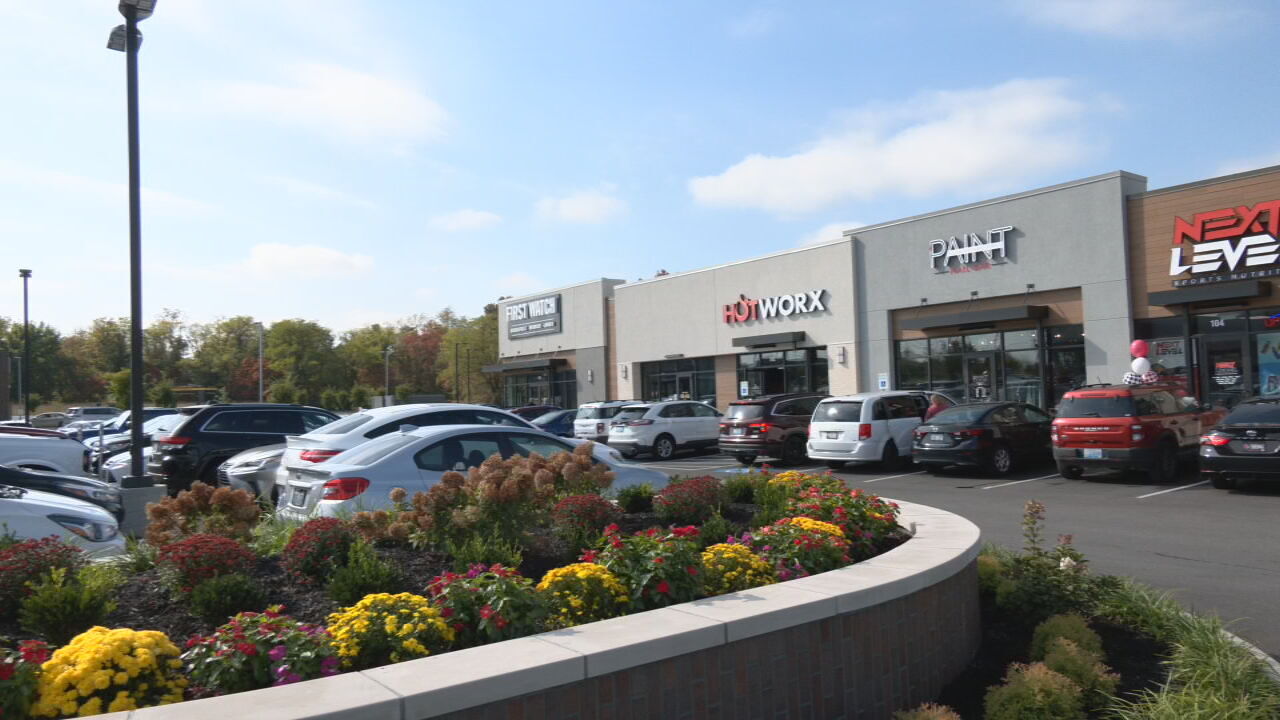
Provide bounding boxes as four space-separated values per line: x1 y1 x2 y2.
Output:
489 279 623 408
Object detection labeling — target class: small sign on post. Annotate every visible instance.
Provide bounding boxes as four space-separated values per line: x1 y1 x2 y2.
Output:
877 372 890 391
739 381 750 398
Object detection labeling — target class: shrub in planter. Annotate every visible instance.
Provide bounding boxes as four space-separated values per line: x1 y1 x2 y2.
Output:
697 512 733 549
144 481 260 547
982 662 1084 720
281 517 355 585
327 592 454 669
182 606 338 693
893 704 962 720
592 525 703 609
552 494 621 554
536 562 630 628
348 507 413 546
653 476 722 525
157 534 256 594
0 641 52 719
1030 613 1103 661
701 543 776 595
445 530 524 571
326 541 404 605
977 553 1005 595
548 442 616 497
721 472 764 504
786 485 900 558
1043 638 1119 709
425 564 545 647
18 567 118 645
0 537 85 619
615 483 654 513
406 454 564 547
190 573 268 624
745 517 851 580
33 627 187 717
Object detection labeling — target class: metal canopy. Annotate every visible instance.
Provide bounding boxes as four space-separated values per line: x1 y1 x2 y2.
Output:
731 331 807 348
1147 280 1271 306
898 305 1049 331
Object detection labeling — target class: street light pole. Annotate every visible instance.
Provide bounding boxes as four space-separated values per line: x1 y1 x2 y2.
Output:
256 322 264 402
18 270 30 424
383 345 395 408
464 347 471 404
453 342 460 403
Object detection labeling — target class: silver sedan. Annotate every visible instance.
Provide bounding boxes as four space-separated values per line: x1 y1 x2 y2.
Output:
218 444 285 504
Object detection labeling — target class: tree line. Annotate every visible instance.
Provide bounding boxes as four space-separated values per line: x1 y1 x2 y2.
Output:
0 304 501 413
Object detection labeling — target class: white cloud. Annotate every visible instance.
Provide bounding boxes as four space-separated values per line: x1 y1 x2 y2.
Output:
729 8 780 38
800 221 861 247
261 175 375 209
1011 0 1241 36
430 209 503 232
217 63 447 150
536 187 627 224
689 79 1091 214
0 163 214 217
1216 152 1280 178
243 243 374 278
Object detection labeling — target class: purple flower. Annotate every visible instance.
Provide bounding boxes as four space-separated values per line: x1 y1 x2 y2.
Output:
273 664 303 686
466 563 486 578
268 646 288 662
320 656 340 677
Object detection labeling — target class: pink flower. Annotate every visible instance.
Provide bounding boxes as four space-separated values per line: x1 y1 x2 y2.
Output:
268 645 288 662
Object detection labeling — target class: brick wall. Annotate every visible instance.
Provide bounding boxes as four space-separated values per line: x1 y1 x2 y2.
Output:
432 562 979 720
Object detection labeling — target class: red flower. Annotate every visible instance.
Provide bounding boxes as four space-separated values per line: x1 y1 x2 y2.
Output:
656 580 671 595
18 640 50 665
603 524 620 535
0 662 15 681
479 604 494 620
235 643 258 656
185 637 201 649
440 607 454 619
452 623 466 632
686 566 698 576
652 557 665 564
495 616 509 630
579 549 600 563
671 526 699 538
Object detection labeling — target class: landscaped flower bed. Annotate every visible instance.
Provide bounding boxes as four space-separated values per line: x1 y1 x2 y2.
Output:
0 447 909 718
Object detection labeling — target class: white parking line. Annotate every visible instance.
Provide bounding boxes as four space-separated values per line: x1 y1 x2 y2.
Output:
1136 480 1209 499
863 470 929 483
981 473 1059 490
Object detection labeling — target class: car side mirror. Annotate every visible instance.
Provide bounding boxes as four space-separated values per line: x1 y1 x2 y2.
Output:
452 461 466 471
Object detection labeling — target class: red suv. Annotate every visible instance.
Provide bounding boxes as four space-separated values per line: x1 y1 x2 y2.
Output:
1051 384 1223 482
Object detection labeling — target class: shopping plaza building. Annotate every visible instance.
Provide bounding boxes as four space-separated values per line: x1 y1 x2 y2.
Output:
488 164 1280 412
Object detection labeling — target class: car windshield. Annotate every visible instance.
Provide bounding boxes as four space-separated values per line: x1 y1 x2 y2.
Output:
142 414 181 433
578 407 621 420
725 404 766 421
534 410 574 424
309 413 372 436
929 406 996 424
815 401 863 422
613 407 650 422
331 433 417 466
1056 396 1136 418
1223 400 1280 426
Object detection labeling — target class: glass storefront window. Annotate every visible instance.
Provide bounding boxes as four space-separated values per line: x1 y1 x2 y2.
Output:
1047 325 1084 346
1047 347 1085 408
1249 308 1280 333
641 357 716 406
930 336 963 354
1147 338 1189 392
897 339 929 390
1004 349 1041 407
1135 316 1186 338
928 355 964 400
1256 332 1280 397
735 348 827 399
1003 329 1038 350
965 333 1000 352
502 370 577 409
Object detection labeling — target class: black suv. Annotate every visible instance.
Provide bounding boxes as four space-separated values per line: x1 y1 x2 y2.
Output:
149 404 338 494
718 393 827 466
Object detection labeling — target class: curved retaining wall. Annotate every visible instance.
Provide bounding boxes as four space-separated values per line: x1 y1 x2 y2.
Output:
117 500 981 720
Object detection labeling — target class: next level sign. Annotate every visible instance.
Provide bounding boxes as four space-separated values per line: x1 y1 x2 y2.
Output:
506 294 562 339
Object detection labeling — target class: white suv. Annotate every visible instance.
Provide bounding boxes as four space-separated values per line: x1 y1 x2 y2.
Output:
573 401 634 442
64 407 122 424
0 434 89 476
807 392 937 469
606 401 722 460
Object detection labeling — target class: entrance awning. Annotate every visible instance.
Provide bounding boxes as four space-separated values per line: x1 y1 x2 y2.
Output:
481 358 566 374
899 305 1049 331
731 331 807 349
1147 280 1271 307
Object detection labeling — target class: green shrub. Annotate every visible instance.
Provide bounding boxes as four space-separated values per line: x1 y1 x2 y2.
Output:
722 472 762 504
118 535 158 574
1043 637 1118 709
320 388 342 412
977 553 1004 595
1030 613 1103 661
551 494 621 554
18 567 117 645
281 517 355 585
190 573 268 624
653 476 722 525
893 703 962 720
327 542 404 605
697 512 732 549
446 531 523 572
751 479 792 527
983 662 1085 720
0 537 86 618
249 513 301 557
615 483 654 513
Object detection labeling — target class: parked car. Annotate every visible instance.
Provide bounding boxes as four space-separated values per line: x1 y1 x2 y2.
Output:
806 392 935 469
0 464 123 519
28 412 70 429
533 409 578 438
508 405 561 420
1051 383 1223 482
0 426 68 439
1199 397 1280 489
277 426 667 520
572 401 634 442
99 446 153 485
718 393 828 466
606 400 722 460
148 403 339 494
0 485 125 559
0 434 89 476
913 402 1053 475
64 407 122 424
218 444 286 504
60 420 107 438
86 412 182 470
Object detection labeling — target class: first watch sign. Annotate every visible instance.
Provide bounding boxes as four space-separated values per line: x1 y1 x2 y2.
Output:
506 294 562 338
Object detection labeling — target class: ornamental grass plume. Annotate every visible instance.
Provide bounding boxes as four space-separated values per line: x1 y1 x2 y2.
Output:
32 627 187 717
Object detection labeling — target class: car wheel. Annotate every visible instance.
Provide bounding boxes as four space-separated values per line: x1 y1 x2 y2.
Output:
1148 441 1178 483
735 454 757 467
782 436 808 465
620 448 638 460
881 442 900 470
1057 463 1085 480
986 445 1013 476
825 460 846 470
653 435 676 460
1209 474 1237 490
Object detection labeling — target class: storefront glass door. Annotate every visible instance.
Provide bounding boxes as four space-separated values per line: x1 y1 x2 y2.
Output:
965 352 997 402
1202 335 1249 410
676 374 694 400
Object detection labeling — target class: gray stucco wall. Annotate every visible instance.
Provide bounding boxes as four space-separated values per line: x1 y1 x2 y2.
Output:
851 171 1148 391
497 279 622 360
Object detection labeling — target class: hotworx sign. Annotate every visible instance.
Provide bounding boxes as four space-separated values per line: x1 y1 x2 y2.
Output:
1168 199 1280 287
723 289 827 324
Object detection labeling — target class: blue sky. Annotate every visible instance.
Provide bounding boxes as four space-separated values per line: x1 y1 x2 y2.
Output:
3 0 1277 335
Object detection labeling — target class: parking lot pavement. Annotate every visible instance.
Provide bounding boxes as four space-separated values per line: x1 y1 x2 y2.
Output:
635 451 1280 658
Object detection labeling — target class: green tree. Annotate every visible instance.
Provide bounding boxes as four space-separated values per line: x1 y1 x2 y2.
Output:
143 309 189 383
78 318 130 374
150 379 176 407
57 335 107 402
435 305 500 404
107 370 131 410
268 380 298 404
320 388 342 412
187 316 261 397
266 320 337 404
335 324 401 389
0 320 67 413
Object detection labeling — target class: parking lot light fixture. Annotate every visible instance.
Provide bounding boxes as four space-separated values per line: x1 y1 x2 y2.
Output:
18 269 31 424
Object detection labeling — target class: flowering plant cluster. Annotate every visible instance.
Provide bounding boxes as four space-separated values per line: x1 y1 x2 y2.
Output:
653 476 723 525
144 481 260 547
182 605 338 693
281 517 355 585
33 627 186 717
700 544 776 596
551 494 621 553
424 564 545 647
157 534 256 594
592 525 703 609
0 640 51 718
535 562 629 628
787 485 899 559
738 517 851 580
327 592 454 669
0 537 85 616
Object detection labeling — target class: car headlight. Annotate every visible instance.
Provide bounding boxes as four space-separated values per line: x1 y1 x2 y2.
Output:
54 482 122 504
227 459 266 473
48 514 118 542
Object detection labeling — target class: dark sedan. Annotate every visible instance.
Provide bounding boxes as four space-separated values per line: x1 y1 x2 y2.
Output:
912 402 1053 475
532 409 578 438
0 464 124 520
1199 397 1280 489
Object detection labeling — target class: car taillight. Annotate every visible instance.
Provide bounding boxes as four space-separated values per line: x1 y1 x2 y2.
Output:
300 449 341 463
153 435 190 448
323 477 370 500
1201 433 1230 447
858 425 872 440
629 419 654 426
748 423 772 434
596 423 604 434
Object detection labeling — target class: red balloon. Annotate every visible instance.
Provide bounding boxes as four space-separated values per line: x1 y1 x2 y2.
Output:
1130 339 1149 358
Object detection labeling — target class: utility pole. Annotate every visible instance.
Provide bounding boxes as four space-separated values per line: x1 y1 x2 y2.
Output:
383 345 395 407
453 342 460 403
256 322 264 402
18 269 31 424
464 347 471 403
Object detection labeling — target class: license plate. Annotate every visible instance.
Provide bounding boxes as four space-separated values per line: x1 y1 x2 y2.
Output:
1081 448 1103 459
291 488 308 506
1241 442 1268 453
928 433 948 442
731 427 745 436
823 431 840 439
